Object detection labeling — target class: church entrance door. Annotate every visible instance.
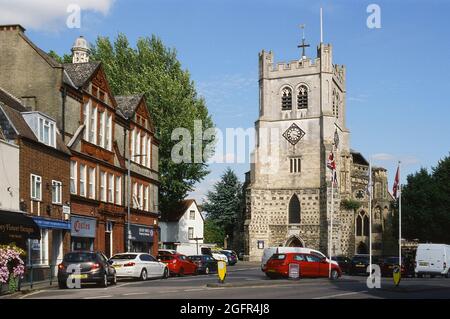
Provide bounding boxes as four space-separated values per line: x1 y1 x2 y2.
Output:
285 236 304 247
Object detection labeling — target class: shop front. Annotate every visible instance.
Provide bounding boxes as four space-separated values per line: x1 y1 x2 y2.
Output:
0 209 40 249
70 215 96 251
129 224 155 254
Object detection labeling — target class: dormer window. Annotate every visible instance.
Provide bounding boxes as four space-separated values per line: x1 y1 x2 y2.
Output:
38 117 56 147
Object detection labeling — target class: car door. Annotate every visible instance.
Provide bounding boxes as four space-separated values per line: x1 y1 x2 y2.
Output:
292 254 308 276
99 253 114 277
147 254 164 277
304 254 321 277
138 254 154 277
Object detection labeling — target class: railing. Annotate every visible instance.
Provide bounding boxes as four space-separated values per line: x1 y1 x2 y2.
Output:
19 258 63 291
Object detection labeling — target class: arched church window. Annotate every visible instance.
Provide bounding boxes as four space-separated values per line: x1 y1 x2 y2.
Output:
297 85 308 109
363 214 370 236
281 87 292 110
356 214 362 236
288 194 301 224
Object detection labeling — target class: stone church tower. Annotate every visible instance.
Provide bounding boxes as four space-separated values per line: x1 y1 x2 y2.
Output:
243 39 394 261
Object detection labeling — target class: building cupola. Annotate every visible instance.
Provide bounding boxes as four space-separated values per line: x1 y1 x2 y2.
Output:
71 36 90 63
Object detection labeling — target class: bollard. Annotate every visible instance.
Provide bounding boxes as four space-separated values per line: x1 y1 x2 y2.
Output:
217 260 227 284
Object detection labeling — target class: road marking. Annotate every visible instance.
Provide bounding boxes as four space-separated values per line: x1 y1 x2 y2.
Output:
184 288 205 292
83 295 113 299
20 290 47 299
314 291 368 299
123 292 148 296
159 290 179 294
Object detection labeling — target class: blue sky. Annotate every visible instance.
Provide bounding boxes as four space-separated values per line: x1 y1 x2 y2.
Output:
2 0 449 203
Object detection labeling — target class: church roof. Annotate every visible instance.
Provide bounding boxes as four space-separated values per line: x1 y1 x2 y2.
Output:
62 62 101 88
350 149 369 166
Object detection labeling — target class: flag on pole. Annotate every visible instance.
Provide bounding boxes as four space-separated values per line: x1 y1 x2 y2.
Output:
327 152 336 170
393 165 400 199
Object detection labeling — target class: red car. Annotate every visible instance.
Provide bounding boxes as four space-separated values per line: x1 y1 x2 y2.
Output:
158 253 197 276
265 253 342 280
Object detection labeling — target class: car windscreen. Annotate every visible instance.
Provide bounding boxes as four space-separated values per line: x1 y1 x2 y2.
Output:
188 256 202 261
64 252 96 263
110 254 137 260
270 254 286 260
159 255 175 261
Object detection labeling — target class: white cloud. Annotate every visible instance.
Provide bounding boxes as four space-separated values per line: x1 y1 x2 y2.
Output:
0 0 115 31
372 153 395 161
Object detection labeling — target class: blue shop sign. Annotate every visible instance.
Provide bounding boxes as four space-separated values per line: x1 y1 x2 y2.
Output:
129 224 154 243
32 217 70 230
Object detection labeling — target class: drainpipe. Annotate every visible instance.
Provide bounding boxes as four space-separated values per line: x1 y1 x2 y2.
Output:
61 87 67 140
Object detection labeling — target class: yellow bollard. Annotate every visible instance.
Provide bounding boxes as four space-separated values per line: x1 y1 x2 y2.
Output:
217 260 227 284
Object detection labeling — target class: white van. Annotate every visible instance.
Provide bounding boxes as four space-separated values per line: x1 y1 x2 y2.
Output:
260 247 338 271
415 244 450 278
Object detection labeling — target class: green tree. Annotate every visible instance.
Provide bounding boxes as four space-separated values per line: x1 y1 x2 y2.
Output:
204 219 225 246
203 168 243 238
50 34 215 212
402 154 450 242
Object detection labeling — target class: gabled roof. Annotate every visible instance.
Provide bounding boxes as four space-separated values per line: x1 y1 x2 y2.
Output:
161 199 198 222
18 31 62 68
63 62 101 88
115 95 144 119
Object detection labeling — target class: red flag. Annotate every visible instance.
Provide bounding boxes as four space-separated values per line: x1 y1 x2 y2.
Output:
327 152 336 170
392 165 400 198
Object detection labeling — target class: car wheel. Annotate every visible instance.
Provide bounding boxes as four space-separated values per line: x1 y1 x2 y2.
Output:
330 269 339 280
178 268 185 277
58 281 67 289
205 267 210 275
140 268 148 281
163 267 169 279
100 273 108 288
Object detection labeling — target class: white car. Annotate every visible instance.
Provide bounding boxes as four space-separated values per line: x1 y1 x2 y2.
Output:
109 253 169 281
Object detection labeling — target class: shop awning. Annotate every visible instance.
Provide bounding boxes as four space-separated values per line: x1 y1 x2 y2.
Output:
0 210 41 244
32 216 70 230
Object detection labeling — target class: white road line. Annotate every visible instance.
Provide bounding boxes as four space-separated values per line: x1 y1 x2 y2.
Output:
314 291 368 299
20 290 47 299
122 292 148 296
83 295 113 299
184 288 205 292
159 290 179 294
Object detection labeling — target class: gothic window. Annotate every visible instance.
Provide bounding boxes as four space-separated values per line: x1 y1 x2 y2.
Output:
297 85 308 109
356 211 370 236
290 157 301 173
281 87 292 110
288 194 301 224
356 214 362 236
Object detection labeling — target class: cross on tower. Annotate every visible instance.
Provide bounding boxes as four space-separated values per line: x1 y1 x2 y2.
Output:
298 24 310 60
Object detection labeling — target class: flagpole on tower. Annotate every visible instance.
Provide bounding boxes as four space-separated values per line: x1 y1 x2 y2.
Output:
369 159 373 277
398 161 402 268
320 7 324 43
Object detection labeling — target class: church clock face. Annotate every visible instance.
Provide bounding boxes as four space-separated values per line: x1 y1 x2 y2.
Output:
283 123 305 145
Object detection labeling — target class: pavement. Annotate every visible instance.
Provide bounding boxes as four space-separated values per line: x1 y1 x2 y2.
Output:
3 261 450 299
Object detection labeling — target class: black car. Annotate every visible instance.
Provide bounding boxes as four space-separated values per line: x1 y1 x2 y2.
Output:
57 251 117 289
349 254 370 275
188 255 218 274
380 256 415 278
220 250 238 266
331 255 351 274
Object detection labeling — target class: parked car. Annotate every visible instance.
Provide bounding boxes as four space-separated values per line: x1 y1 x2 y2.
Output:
331 255 352 274
220 250 238 266
201 247 228 264
109 253 169 280
261 247 339 272
264 253 342 280
415 244 450 278
158 253 198 276
57 251 117 289
188 255 218 274
380 256 414 278
158 249 177 255
349 254 370 275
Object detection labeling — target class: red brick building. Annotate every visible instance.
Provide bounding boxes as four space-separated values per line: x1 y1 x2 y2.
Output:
0 87 71 279
0 26 160 257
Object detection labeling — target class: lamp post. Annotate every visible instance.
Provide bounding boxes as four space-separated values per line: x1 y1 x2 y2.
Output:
127 153 146 252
